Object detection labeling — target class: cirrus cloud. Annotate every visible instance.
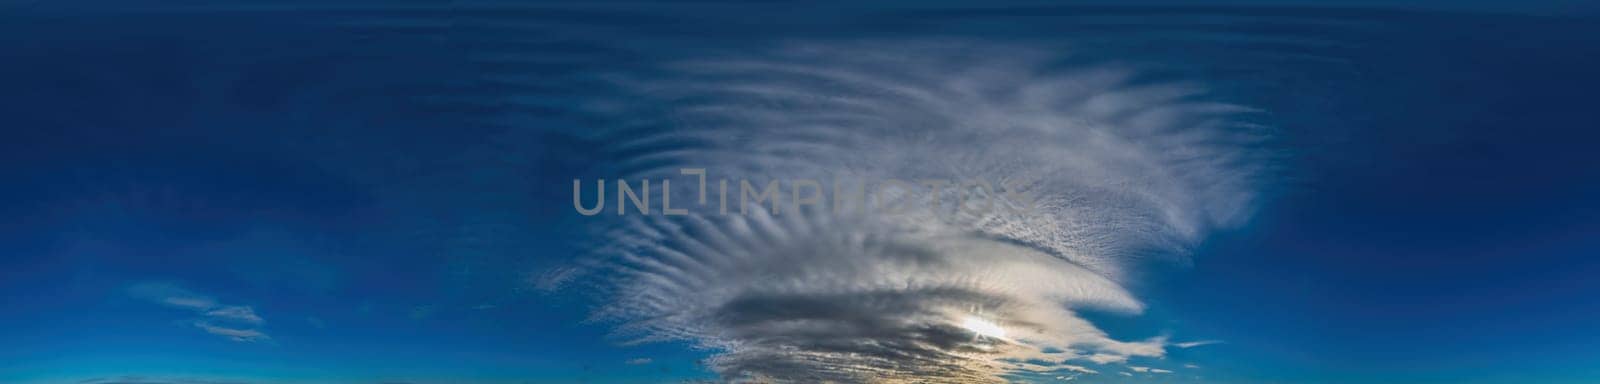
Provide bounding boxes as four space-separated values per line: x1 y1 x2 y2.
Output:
128 281 270 343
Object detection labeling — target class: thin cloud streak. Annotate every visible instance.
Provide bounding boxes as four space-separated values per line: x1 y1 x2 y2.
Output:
1174 340 1224 348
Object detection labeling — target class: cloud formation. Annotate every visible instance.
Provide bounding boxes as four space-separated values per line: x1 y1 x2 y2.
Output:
128 282 270 342
557 41 1268 382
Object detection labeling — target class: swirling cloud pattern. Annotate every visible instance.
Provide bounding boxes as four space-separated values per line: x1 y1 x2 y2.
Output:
552 41 1271 382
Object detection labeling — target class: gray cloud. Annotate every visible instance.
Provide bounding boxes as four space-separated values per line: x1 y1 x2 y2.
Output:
556 41 1267 382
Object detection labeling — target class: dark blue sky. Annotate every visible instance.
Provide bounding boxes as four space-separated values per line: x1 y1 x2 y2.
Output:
3 2 1599 383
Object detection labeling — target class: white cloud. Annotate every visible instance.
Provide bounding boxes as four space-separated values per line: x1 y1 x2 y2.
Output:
1131 366 1174 374
1085 353 1131 365
561 41 1268 383
1119 372 1134 377
626 358 653 365
1184 363 1201 369
1059 365 1098 375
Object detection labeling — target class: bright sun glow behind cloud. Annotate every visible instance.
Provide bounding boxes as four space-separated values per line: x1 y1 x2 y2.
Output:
962 316 1007 339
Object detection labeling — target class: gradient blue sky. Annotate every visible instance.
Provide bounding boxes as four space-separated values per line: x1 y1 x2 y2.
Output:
3 1 1600 383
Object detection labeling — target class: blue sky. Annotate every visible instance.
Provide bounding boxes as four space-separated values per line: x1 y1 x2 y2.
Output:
4 2 1600 383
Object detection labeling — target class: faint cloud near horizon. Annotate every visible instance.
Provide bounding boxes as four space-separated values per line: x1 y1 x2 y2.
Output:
127 281 271 342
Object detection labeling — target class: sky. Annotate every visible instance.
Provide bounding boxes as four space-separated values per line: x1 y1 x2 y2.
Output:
3 1 1600 384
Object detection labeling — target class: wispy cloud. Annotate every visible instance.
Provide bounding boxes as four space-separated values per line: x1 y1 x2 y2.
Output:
1173 340 1224 349
1058 365 1097 375
128 282 215 310
203 306 263 325
625 357 653 365
193 321 271 343
1130 366 1173 374
128 282 269 342
161 297 217 311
